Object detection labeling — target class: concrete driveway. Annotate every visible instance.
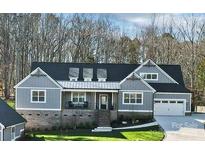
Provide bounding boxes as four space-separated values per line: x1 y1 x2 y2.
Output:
155 114 205 141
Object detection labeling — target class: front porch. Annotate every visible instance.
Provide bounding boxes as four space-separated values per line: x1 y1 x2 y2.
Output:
61 91 118 111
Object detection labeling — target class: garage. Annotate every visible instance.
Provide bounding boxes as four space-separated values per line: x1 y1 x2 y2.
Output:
154 99 185 116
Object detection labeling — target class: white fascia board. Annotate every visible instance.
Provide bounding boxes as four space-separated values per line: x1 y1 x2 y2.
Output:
16 108 61 111
155 92 192 95
120 73 156 92
118 110 153 113
61 89 119 93
120 59 178 85
14 67 62 89
0 123 5 129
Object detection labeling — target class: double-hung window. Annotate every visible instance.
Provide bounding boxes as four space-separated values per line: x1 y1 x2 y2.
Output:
31 90 46 103
72 92 86 104
140 73 158 80
123 92 143 104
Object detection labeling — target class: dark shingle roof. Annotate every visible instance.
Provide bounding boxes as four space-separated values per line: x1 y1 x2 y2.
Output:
149 83 191 93
0 99 26 127
31 62 185 85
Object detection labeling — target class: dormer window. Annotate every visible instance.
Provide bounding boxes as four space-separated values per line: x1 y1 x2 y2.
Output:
97 69 107 82
83 68 93 81
140 73 158 81
69 67 79 81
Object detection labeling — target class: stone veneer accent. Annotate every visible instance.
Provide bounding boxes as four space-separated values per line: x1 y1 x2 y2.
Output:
17 109 99 130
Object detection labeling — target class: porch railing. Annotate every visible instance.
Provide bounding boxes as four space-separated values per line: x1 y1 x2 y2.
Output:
64 101 89 109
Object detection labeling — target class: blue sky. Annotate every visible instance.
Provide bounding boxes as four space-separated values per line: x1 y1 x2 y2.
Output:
100 13 205 38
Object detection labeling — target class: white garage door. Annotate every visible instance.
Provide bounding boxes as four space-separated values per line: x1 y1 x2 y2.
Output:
154 99 185 116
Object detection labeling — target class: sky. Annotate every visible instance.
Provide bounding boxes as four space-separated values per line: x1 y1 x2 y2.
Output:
100 13 205 38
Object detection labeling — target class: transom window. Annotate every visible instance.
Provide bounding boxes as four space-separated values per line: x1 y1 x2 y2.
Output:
72 92 86 104
31 90 46 103
140 73 158 80
123 92 143 104
154 100 184 104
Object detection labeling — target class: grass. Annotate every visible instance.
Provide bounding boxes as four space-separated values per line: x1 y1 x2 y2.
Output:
25 126 164 141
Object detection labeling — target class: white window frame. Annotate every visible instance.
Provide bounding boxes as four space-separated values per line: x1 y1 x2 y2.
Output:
84 78 92 81
140 73 158 81
71 92 86 104
122 92 143 105
11 126 16 141
98 78 106 82
30 90 46 103
154 99 185 104
70 77 78 81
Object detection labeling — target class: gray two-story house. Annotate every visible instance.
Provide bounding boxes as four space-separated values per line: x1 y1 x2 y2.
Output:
14 59 191 130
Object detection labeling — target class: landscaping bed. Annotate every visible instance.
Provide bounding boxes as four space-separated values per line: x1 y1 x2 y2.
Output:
21 125 164 141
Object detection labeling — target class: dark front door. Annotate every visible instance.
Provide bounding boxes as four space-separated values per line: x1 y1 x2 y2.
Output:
99 94 108 110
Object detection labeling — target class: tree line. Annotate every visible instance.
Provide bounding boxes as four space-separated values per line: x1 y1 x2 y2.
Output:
0 13 205 108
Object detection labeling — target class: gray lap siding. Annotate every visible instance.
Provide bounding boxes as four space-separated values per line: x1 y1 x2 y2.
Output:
118 91 153 111
16 88 61 110
3 123 25 141
154 93 191 111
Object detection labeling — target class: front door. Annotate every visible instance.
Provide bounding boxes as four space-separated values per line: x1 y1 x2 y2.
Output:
99 94 108 110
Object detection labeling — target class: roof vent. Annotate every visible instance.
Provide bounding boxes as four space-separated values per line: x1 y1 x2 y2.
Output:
97 69 107 81
69 67 79 79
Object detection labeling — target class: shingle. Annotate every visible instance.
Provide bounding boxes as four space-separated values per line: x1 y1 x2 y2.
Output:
31 62 185 85
0 99 26 127
149 83 191 93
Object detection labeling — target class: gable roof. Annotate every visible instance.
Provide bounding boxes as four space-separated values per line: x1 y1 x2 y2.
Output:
31 61 185 85
0 98 26 127
149 83 191 93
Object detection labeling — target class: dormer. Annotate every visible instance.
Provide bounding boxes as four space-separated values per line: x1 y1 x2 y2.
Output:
69 67 79 81
83 68 93 81
97 69 107 82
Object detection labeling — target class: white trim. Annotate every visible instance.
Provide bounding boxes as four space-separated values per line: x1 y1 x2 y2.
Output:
16 108 61 111
122 92 143 105
0 123 4 141
98 78 106 82
112 92 114 106
62 89 118 93
15 88 18 109
120 59 178 84
189 93 192 112
140 73 158 81
16 87 61 89
118 110 153 112
11 126 16 141
14 67 62 89
6 122 25 128
69 77 78 81
94 92 97 109
120 73 156 92
60 90 62 110
30 90 46 103
119 90 153 92
99 94 109 110
156 92 191 95
84 78 92 81
71 92 87 103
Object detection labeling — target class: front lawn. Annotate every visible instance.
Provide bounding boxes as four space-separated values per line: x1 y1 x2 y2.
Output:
24 126 164 141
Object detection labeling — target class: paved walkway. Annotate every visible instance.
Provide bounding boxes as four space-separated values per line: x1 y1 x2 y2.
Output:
155 114 205 141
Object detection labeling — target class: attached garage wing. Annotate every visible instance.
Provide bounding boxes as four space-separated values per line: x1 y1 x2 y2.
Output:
154 99 185 116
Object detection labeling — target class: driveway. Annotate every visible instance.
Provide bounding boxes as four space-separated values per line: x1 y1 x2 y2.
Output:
155 114 205 141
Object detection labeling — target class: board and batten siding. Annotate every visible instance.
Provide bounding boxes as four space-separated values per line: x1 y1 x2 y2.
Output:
135 65 175 83
119 78 154 111
154 93 191 111
3 123 25 141
18 76 60 88
16 74 61 110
